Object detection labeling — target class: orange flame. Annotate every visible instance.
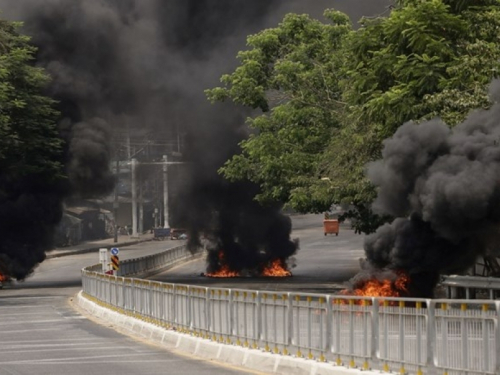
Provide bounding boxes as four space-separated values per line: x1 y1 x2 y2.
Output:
204 251 292 278
205 264 240 278
261 259 292 277
0 271 8 282
205 250 241 278
340 271 410 299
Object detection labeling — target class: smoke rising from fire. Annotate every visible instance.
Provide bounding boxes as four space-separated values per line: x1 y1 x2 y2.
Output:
0 1 390 279
364 86 500 296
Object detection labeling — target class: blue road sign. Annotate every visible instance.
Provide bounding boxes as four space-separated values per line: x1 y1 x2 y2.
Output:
111 247 119 256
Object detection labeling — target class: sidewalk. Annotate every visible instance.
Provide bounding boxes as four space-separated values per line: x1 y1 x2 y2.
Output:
46 233 155 259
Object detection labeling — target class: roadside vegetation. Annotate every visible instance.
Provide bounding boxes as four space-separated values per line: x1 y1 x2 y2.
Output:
207 0 500 234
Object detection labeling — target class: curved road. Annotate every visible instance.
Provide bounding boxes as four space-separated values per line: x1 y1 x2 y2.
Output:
0 243 261 375
0 214 365 375
151 214 365 293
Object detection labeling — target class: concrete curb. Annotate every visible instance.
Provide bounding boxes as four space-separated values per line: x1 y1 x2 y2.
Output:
76 292 378 375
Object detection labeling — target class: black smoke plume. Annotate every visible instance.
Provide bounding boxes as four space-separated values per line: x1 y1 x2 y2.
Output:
0 1 390 279
364 89 500 297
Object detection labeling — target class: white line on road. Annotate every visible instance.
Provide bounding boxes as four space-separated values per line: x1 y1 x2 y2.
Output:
1 328 66 334
0 319 68 325
0 346 132 355
0 296 60 300
0 343 111 350
0 352 170 365
0 338 105 344
4 359 184 365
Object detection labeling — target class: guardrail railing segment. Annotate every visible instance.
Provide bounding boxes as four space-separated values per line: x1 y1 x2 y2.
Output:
442 275 500 299
82 245 500 375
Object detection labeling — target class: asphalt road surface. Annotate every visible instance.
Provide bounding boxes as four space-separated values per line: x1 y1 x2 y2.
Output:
0 243 261 375
0 214 366 375
151 214 365 294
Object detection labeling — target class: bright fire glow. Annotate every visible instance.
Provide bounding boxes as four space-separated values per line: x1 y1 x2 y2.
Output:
341 271 410 298
205 250 241 278
205 264 241 278
204 251 292 278
261 259 291 277
0 271 8 282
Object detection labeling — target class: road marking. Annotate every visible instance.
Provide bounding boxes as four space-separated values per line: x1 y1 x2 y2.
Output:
1 338 103 344
0 346 132 355
0 319 67 325
0 328 63 334
0 296 60 300
0 305 40 308
0 352 168 365
0 312 51 317
0 342 109 355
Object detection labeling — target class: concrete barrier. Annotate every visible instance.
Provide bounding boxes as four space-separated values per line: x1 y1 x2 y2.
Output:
75 291 378 375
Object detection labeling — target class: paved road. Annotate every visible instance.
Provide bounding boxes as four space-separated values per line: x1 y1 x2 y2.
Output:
0 214 366 375
152 214 365 294
0 242 261 375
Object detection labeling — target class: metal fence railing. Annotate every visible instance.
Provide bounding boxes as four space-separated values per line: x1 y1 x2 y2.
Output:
441 275 500 300
81 247 500 375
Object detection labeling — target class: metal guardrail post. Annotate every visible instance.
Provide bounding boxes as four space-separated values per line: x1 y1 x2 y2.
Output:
131 279 136 315
426 300 437 375
483 303 490 373
460 303 468 371
287 293 294 348
371 298 379 368
228 290 234 337
256 292 262 345
148 281 153 319
398 301 404 372
495 302 500 374
205 288 211 336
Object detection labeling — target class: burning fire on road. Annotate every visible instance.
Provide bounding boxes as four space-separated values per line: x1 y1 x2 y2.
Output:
0 270 11 288
340 270 410 299
261 259 292 277
203 251 292 278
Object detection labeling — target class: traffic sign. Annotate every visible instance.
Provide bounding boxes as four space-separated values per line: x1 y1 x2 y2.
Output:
111 247 119 255
111 255 119 271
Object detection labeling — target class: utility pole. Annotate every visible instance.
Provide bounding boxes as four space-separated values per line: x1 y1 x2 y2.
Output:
139 182 144 234
163 155 169 229
131 158 138 238
113 159 120 243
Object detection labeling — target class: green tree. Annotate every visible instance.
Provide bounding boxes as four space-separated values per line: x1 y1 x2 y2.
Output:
322 0 500 231
0 18 65 279
208 1 500 233
207 11 351 212
0 19 64 189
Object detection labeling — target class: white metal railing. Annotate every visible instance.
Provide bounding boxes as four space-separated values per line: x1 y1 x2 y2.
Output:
81 248 500 375
441 275 500 300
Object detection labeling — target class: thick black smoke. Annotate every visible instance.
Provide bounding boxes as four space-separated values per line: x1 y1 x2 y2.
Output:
364 91 500 296
199 182 299 274
0 1 390 279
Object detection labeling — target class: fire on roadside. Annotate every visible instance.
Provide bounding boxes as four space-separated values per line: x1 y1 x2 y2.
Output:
340 271 410 300
261 258 291 277
204 264 241 278
204 251 292 278
204 250 240 278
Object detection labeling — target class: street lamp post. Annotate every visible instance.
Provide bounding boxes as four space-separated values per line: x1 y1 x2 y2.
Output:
163 155 170 229
131 158 138 238
113 159 120 243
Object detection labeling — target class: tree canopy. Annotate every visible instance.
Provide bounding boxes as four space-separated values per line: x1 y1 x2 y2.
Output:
0 18 65 278
0 19 64 190
208 0 500 233
207 11 351 212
